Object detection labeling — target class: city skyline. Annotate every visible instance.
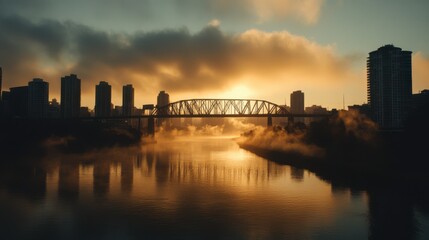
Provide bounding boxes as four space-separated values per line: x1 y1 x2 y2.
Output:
0 1 428 109
1 2 429 239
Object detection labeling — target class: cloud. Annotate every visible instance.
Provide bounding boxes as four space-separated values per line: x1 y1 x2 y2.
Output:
0 14 352 107
413 52 429 93
0 0 325 26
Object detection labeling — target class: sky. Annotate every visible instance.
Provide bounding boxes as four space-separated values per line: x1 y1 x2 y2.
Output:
0 0 428 109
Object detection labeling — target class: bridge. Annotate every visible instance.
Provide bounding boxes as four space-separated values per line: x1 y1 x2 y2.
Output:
84 99 332 135
153 99 289 117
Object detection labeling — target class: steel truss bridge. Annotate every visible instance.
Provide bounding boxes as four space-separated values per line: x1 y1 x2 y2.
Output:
152 99 331 119
83 99 332 135
84 98 332 120
153 99 289 117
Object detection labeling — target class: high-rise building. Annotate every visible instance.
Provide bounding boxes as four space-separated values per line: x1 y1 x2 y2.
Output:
122 84 134 116
367 45 412 129
95 81 111 117
28 78 49 119
290 90 305 114
157 91 170 127
290 90 305 123
61 74 81 118
157 91 170 115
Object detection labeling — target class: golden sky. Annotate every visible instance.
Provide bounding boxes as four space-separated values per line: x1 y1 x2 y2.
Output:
1 0 428 109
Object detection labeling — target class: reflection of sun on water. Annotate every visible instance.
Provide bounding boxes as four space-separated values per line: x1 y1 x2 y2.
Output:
211 147 250 162
38 138 366 238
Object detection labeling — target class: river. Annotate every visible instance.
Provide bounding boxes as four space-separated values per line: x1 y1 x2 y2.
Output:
0 136 428 239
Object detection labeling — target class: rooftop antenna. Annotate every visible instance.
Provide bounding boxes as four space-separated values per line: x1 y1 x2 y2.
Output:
343 94 345 110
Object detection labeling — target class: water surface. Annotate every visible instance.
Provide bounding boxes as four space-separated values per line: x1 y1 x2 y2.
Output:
0 137 428 239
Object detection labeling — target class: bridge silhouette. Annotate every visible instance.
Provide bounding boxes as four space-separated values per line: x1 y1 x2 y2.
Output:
84 99 332 135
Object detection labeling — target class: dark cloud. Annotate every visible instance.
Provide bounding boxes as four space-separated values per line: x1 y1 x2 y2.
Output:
0 14 352 106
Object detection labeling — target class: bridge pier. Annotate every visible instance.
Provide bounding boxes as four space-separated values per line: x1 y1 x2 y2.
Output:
288 116 295 125
267 116 273 127
147 117 155 137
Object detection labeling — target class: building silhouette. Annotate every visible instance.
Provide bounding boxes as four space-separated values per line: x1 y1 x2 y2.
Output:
80 107 91 117
290 90 304 123
49 98 61 118
0 67 2 99
28 78 49 119
112 106 122 117
412 89 429 110
305 105 328 123
61 74 81 118
122 84 134 116
156 91 170 126
95 81 112 117
367 45 412 129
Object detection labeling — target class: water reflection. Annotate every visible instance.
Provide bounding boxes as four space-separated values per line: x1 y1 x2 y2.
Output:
58 161 79 201
0 137 428 239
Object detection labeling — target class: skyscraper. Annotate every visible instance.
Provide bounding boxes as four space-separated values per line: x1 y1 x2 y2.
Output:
290 90 304 123
157 91 170 115
290 90 304 114
95 81 112 117
122 84 134 116
28 78 49 119
156 91 170 127
367 45 412 129
61 74 81 118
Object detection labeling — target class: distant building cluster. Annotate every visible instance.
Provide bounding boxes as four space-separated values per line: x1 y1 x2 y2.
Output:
0 69 153 119
285 45 428 130
1 43 427 131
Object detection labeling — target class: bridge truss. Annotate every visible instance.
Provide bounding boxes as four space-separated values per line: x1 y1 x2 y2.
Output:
153 99 289 117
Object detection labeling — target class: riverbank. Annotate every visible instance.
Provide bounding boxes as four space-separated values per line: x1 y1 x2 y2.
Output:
237 108 429 189
0 119 143 157
238 128 429 190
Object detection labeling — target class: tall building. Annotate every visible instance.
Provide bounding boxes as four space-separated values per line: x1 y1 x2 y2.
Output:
290 91 304 114
28 78 49 119
290 90 304 123
61 74 81 118
157 91 170 127
367 45 412 129
95 81 111 117
122 84 134 116
157 91 170 115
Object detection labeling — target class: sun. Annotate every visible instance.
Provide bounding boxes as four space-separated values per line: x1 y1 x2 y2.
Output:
216 84 254 99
